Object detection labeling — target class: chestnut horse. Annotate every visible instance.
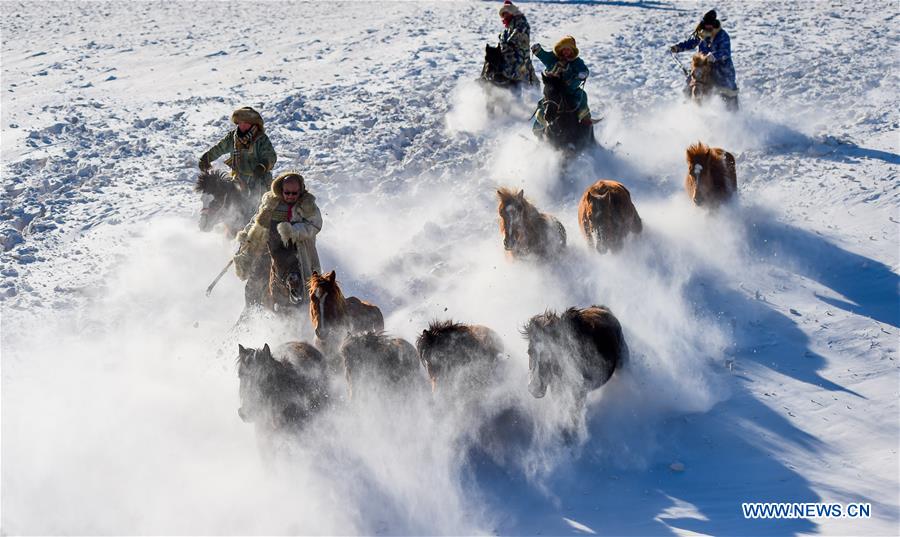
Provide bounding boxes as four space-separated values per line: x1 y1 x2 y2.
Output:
577 180 642 253
416 320 504 393
689 53 740 110
497 188 566 259
339 331 423 400
308 270 384 354
685 142 737 208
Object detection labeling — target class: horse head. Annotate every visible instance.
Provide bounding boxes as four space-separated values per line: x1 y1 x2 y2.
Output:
271 251 305 305
690 53 714 100
195 169 244 232
522 312 566 398
686 141 720 205
308 270 346 341
541 72 570 124
236 343 276 423
497 187 528 251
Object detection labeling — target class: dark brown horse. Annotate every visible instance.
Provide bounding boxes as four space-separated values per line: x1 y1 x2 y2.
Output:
236 342 330 434
497 187 566 259
339 331 423 400
195 169 251 235
522 306 627 433
685 141 737 208
308 270 384 354
266 231 307 314
416 320 504 393
577 180 642 253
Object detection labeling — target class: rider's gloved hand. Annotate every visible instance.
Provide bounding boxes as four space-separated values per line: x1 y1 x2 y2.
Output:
199 154 211 172
705 53 716 63
669 45 678 53
531 43 542 55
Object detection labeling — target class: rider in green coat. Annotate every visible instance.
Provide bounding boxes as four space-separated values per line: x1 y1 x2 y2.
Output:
199 106 277 203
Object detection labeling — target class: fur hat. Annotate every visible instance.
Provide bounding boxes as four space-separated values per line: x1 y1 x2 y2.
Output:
700 10 721 28
499 0 521 17
553 36 579 59
271 171 305 197
231 106 264 127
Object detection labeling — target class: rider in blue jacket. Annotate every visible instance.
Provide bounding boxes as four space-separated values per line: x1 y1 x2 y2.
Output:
670 10 739 109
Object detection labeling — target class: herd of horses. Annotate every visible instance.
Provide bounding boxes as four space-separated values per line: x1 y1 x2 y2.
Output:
214 140 738 440
195 47 739 441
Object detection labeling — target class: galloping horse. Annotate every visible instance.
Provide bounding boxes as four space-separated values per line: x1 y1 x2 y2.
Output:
497 188 566 259
538 72 595 152
522 306 627 433
195 169 250 235
577 180 642 253
416 320 504 393
339 331 423 400
308 270 384 354
236 342 330 434
685 141 737 208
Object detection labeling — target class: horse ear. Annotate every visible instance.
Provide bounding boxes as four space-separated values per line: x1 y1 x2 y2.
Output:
327 270 336 282
517 189 524 200
238 344 246 354
311 270 319 278
262 343 271 356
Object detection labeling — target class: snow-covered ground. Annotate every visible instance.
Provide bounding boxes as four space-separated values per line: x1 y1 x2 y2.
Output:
2 1 898 535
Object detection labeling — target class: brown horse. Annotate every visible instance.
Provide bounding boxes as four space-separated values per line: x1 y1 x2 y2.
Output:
267 235 307 314
522 306 627 435
236 342 330 434
689 53 740 109
577 180 642 253
689 53 715 103
497 187 567 259
685 142 737 208
339 331 423 400
308 270 384 354
416 320 504 393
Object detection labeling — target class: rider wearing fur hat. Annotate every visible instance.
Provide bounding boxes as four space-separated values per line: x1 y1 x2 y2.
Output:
199 106 278 204
670 10 739 109
497 1 537 85
234 171 322 308
531 36 592 128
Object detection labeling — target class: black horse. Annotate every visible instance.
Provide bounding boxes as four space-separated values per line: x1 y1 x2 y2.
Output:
536 72 596 153
194 169 252 235
480 44 518 89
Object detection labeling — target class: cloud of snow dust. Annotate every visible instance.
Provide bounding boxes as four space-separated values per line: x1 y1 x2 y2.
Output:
3 83 806 536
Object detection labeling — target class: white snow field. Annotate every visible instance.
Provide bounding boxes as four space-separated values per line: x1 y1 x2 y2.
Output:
2 1 898 535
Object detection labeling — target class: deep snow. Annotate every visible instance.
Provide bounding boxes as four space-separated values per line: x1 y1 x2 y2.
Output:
1 1 898 535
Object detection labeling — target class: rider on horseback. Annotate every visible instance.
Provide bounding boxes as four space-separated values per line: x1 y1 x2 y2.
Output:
531 36 591 134
669 10 739 110
496 1 537 85
198 106 278 204
234 171 322 308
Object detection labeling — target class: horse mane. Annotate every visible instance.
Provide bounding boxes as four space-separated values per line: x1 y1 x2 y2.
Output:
416 319 469 356
686 142 727 177
195 169 231 193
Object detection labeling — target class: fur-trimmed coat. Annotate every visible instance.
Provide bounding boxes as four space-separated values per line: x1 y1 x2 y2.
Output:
234 175 322 284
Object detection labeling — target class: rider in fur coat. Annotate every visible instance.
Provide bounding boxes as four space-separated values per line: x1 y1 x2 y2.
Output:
234 171 322 306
